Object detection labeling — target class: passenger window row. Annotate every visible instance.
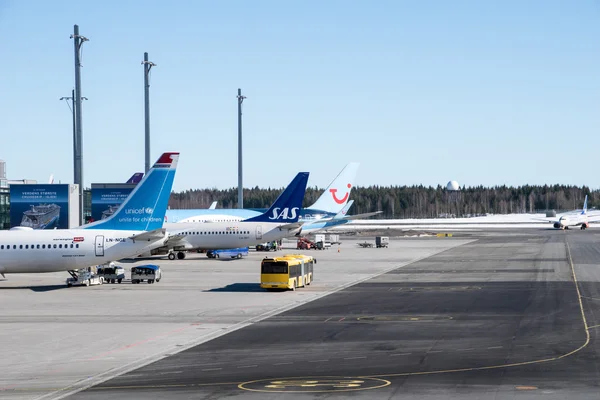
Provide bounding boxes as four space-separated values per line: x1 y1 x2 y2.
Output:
1 243 80 250
179 231 250 236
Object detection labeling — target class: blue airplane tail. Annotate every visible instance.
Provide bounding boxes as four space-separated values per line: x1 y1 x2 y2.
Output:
244 172 309 223
83 153 179 231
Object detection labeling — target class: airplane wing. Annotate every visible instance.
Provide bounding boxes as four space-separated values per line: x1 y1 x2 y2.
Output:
129 228 167 242
337 211 383 221
318 210 383 223
530 217 556 223
277 222 304 231
164 233 195 250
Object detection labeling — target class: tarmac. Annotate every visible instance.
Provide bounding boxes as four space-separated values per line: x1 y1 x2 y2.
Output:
4 230 600 399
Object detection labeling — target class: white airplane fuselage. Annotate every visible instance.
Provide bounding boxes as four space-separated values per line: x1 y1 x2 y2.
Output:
554 214 589 230
0 229 166 273
165 222 300 251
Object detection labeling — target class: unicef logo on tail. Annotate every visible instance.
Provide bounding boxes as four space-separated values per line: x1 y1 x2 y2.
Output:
269 207 299 220
125 207 155 215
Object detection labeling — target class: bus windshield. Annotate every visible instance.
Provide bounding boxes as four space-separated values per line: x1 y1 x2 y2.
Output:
261 261 288 274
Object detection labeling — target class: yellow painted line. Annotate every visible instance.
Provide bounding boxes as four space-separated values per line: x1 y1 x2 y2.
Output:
360 238 590 379
516 386 538 390
238 376 391 393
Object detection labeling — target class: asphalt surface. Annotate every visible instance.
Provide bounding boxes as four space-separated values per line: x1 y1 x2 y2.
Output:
69 230 600 399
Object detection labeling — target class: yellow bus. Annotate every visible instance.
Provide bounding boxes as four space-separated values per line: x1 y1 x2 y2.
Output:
260 254 316 291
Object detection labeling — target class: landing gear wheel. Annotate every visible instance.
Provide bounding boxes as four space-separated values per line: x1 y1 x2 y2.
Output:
177 252 186 260
168 252 176 260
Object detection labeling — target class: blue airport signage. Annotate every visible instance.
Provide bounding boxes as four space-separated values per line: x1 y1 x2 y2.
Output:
90 184 135 222
10 184 70 229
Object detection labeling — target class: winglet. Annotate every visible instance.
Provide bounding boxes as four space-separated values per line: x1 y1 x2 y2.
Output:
333 200 354 220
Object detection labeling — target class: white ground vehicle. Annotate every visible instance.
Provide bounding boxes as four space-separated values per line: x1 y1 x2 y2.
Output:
66 268 104 287
97 263 126 284
376 236 389 248
131 265 162 284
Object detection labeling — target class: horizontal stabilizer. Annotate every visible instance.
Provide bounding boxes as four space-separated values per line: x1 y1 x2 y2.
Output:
129 228 167 242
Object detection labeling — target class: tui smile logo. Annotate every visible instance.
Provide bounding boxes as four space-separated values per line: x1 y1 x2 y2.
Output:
330 183 352 204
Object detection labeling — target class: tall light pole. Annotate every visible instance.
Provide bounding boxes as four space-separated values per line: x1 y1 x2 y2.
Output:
237 89 246 209
70 24 88 226
60 90 87 186
142 52 156 173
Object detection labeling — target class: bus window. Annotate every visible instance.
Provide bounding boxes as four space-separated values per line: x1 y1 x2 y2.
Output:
261 261 288 274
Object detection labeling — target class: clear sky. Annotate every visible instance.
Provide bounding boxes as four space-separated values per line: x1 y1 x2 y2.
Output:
0 1 599 192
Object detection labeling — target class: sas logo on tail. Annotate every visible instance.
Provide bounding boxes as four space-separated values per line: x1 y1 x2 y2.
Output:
269 207 300 220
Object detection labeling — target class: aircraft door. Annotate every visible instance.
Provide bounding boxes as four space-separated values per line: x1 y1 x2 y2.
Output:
95 235 105 257
256 225 263 240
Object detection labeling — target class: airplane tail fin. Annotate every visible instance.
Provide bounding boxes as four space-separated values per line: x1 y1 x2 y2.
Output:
244 173 309 223
83 153 179 231
209 201 218 210
126 173 144 184
582 195 588 215
308 162 359 213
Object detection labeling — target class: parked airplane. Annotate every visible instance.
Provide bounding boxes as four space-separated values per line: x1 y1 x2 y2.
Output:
537 196 600 230
149 172 309 260
164 162 360 223
0 152 179 276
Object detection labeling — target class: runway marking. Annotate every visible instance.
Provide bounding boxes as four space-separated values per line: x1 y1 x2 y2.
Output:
516 386 538 390
428 350 443 354
344 356 367 360
309 359 329 363
238 376 391 393
390 353 411 356
360 238 591 380
323 317 333 322
586 324 600 330
237 365 257 368
456 348 474 351
201 368 222 372
274 362 292 365
338 317 346 322
487 346 503 350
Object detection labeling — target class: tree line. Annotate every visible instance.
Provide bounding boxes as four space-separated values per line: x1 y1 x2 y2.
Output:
168 185 596 219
